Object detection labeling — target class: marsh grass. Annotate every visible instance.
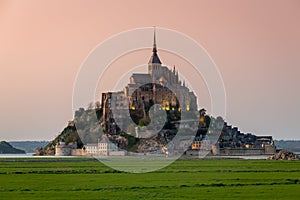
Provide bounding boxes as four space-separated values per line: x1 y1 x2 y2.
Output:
0 158 299 199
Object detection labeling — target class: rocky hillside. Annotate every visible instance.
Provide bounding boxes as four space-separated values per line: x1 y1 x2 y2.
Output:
39 106 143 155
0 141 26 154
35 124 83 155
36 107 102 155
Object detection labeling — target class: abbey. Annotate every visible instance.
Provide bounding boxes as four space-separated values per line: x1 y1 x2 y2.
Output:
101 30 197 134
50 32 276 156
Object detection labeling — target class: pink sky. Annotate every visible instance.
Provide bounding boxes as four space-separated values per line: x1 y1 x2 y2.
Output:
0 0 299 140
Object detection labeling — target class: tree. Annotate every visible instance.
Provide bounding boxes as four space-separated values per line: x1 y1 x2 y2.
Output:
199 108 206 117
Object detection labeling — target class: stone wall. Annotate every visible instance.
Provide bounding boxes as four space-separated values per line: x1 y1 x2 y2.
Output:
217 148 275 156
55 147 71 156
71 149 86 156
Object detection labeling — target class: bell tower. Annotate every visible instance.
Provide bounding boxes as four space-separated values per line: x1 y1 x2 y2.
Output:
148 27 162 82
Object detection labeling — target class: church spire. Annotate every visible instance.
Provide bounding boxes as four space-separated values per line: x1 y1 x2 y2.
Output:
153 27 157 53
148 27 162 64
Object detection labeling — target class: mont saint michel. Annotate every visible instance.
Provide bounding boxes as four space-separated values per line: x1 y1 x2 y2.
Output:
36 31 276 158
1 2 299 199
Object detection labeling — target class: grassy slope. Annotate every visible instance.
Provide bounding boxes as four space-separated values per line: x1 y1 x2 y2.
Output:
0 159 299 200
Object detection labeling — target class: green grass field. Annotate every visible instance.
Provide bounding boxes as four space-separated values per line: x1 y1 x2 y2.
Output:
0 158 299 199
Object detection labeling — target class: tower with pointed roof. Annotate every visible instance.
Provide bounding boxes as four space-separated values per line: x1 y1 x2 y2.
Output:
148 28 162 82
101 28 198 135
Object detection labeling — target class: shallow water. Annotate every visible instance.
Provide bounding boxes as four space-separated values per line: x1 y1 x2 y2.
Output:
0 153 34 157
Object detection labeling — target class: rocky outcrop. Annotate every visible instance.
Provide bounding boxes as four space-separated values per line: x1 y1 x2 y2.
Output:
137 133 166 153
36 122 84 156
34 146 53 156
269 150 299 160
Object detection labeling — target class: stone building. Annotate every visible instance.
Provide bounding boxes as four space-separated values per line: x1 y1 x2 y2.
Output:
84 143 98 155
101 30 197 134
55 138 86 156
97 136 118 156
84 136 125 156
211 127 276 156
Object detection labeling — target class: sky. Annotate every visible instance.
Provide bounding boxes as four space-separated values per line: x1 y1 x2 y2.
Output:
0 0 299 141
